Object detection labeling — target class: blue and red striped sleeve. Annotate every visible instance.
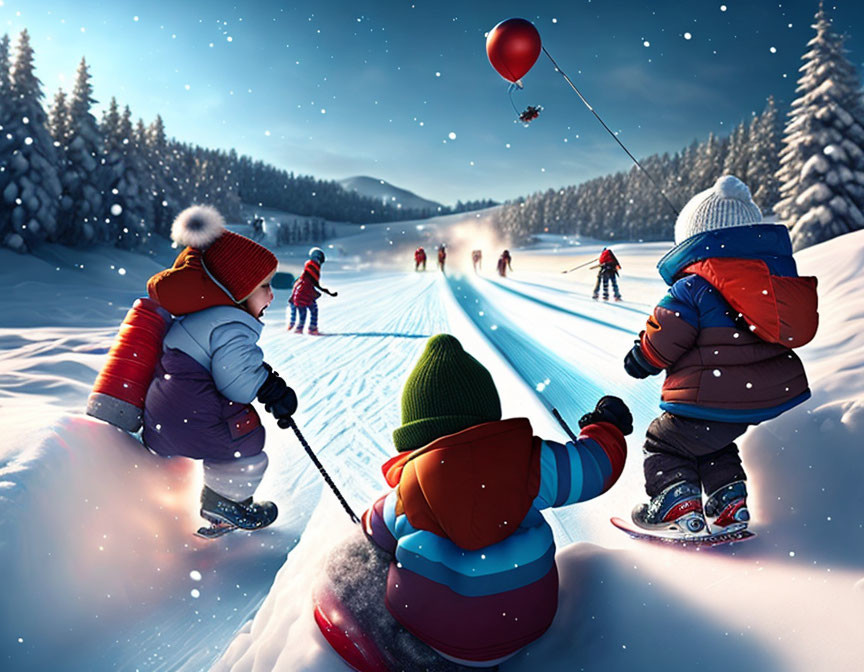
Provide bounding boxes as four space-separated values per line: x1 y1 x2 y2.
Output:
361 493 397 555
534 422 627 508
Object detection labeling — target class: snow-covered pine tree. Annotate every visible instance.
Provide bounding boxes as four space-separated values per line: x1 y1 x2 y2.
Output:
0 30 61 251
747 96 781 213
776 2 864 250
722 118 750 182
48 89 70 145
145 115 178 236
63 57 105 244
101 98 149 248
47 88 74 239
694 132 728 192
132 117 156 246
0 33 14 245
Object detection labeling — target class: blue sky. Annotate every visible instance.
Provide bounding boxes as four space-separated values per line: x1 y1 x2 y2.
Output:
2 1 864 205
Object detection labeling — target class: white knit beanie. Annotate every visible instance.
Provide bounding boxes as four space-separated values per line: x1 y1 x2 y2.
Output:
674 175 763 245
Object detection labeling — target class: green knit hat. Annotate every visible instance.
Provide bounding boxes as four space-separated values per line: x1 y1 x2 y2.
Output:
393 334 502 452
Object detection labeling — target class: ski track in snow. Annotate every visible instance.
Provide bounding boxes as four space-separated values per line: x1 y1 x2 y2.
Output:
260 270 450 524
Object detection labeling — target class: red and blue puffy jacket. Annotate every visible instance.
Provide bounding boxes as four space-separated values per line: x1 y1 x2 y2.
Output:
638 223 819 423
362 417 626 663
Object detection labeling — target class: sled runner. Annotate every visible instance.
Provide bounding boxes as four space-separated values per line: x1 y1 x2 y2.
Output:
610 516 755 548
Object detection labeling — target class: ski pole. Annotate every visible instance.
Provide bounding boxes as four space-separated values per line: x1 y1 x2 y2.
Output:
551 407 579 443
561 258 598 274
287 419 360 524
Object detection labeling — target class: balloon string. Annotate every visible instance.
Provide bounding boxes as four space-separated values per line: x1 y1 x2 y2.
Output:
507 84 521 117
541 46 680 218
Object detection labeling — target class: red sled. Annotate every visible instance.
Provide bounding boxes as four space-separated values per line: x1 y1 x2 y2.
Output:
313 585 394 672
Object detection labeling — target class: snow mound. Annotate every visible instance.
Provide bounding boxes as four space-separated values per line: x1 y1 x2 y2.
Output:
741 228 864 566
213 496 356 672
0 416 199 664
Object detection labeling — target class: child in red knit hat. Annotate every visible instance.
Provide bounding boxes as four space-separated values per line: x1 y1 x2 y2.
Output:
142 205 299 536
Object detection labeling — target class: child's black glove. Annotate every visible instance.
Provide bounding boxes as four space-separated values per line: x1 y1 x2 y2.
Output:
624 343 662 379
578 396 633 436
257 365 298 428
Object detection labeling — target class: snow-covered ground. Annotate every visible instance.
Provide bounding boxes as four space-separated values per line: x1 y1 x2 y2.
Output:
1 214 863 671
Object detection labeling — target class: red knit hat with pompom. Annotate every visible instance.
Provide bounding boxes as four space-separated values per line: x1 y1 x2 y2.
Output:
171 205 277 302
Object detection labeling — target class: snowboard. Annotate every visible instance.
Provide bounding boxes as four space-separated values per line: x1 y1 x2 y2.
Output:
610 516 755 548
313 584 394 672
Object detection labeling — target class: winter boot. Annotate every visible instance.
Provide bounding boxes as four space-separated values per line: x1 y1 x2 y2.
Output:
307 327 320 336
705 481 749 533
632 481 706 536
294 326 304 334
200 486 278 530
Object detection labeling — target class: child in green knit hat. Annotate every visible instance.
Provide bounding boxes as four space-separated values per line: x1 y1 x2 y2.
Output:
321 334 633 670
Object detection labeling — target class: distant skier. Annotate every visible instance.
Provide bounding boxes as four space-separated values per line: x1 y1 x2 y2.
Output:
437 244 447 272
591 247 622 301
497 249 512 277
141 206 298 536
318 334 632 669
288 247 338 335
471 249 482 271
623 176 818 538
414 246 427 271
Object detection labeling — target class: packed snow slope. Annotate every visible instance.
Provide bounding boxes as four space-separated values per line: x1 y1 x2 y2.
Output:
1 213 863 671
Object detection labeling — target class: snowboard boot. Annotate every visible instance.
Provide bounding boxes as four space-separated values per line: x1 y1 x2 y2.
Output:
200 486 278 530
632 481 706 536
705 481 749 533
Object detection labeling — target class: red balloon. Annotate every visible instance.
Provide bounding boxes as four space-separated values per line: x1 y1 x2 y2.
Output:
486 18 542 83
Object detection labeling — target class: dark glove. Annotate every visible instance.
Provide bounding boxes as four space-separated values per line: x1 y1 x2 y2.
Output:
578 395 633 436
257 366 298 428
624 343 662 379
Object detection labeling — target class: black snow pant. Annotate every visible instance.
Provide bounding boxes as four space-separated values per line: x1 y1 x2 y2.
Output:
643 412 749 497
592 269 621 299
323 530 482 671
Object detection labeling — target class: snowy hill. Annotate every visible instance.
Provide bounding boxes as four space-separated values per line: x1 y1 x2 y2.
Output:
339 175 443 213
2 223 863 671
214 232 864 672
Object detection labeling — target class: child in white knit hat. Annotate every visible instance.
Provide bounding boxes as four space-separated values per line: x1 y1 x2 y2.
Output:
623 175 819 537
